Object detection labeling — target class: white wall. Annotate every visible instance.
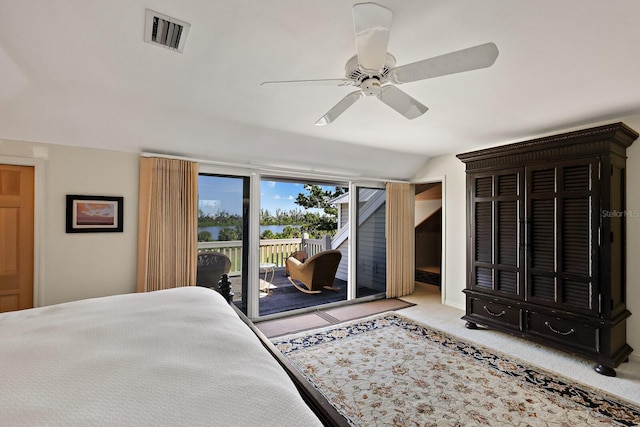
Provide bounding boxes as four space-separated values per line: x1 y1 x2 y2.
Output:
412 115 640 361
412 156 467 311
414 199 442 227
0 140 139 305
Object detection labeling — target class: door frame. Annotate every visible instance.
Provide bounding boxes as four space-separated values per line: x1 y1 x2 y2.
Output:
412 175 447 305
0 155 45 307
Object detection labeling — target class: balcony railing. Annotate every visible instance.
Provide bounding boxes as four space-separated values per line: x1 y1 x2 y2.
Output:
197 235 331 276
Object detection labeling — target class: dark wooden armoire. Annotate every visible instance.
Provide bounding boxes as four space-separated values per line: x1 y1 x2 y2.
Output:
457 122 637 376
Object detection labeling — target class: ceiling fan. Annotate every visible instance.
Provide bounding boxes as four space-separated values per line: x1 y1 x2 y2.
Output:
261 2 499 125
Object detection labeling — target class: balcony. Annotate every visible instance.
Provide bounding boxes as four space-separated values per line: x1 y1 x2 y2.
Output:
197 235 332 275
197 236 361 316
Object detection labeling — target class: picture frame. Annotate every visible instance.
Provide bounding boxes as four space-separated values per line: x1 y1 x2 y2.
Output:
66 195 124 233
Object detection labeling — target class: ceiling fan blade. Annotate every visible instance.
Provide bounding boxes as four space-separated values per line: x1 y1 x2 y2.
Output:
377 85 428 119
261 79 353 87
352 2 393 72
315 91 363 125
388 42 499 84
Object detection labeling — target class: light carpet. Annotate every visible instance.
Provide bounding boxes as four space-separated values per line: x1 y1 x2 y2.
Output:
272 313 640 426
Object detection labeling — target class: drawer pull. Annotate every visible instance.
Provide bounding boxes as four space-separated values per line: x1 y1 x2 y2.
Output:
544 321 575 336
483 305 505 317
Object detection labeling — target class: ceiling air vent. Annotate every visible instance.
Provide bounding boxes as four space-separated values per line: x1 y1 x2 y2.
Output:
144 9 190 53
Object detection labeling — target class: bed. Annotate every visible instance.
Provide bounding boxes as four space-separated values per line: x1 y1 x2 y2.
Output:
0 287 346 426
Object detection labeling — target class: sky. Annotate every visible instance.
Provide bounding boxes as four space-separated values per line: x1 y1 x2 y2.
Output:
260 180 306 213
198 176 333 216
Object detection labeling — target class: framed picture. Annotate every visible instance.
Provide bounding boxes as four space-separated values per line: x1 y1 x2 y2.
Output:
66 195 124 233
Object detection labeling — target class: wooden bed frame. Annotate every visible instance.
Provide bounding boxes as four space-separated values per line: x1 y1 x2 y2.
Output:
233 305 350 427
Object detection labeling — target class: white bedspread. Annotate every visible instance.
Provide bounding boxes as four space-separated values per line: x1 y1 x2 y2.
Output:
0 287 322 427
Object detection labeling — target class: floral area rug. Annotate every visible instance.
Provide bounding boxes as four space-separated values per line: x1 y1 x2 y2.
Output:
272 313 640 426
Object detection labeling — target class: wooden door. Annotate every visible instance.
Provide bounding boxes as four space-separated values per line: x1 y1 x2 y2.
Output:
468 168 525 298
0 164 34 312
526 159 600 316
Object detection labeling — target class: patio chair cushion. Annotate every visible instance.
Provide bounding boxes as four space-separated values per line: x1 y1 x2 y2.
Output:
286 250 342 294
284 250 308 276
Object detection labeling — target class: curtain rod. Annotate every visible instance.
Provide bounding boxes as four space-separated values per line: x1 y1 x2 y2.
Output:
141 152 409 184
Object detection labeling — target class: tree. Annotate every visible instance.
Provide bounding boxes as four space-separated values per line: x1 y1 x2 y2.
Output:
295 185 346 237
198 210 242 228
295 185 345 216
280 225 301 238
218 226 242 241
260 229 275 239
198 230 213 242
260 209 276 225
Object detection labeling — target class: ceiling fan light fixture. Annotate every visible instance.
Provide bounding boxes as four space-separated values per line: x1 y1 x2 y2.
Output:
360 78 381 96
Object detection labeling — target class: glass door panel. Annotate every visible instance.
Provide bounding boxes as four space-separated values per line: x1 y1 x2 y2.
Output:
197 174 249 313
258 178 348 316
356 187 387 298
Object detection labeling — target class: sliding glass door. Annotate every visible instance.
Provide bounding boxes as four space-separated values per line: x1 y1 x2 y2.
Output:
355 187 387 298
197 174 249 312
197 169 388 318
258 178 348 316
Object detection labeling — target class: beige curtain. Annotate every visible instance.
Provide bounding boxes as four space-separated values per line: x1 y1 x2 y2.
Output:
386 182 415 298
136 157 199 292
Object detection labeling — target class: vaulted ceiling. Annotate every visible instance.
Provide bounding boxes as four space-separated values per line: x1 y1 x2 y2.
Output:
1 1 640 180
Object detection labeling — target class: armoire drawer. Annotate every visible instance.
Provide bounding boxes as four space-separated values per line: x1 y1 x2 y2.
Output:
527 311 598 353
468 297 521 330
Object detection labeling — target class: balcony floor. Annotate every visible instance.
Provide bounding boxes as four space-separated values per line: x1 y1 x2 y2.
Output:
227 267 382 316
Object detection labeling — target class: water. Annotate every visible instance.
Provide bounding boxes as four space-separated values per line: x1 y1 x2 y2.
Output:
198 225 300 240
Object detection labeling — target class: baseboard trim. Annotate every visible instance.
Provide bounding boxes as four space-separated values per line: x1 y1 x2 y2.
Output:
444 299 465 311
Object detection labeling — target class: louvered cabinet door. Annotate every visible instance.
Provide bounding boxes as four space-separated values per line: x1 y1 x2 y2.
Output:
526 159 600 316
469 169 524 299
